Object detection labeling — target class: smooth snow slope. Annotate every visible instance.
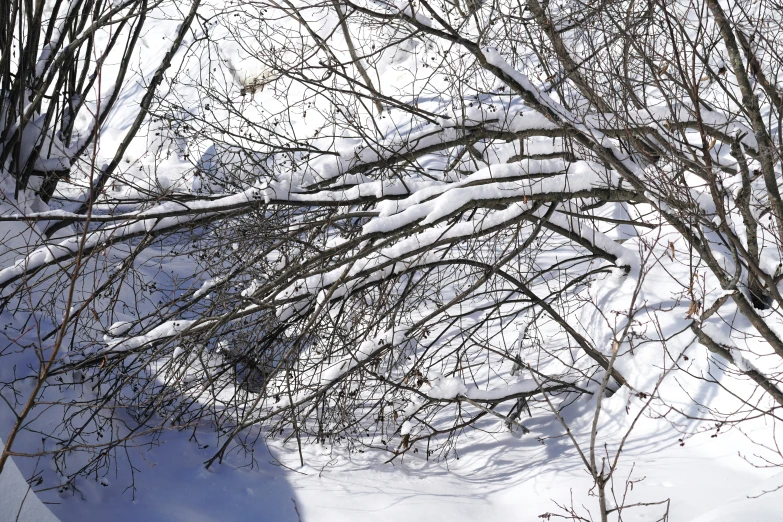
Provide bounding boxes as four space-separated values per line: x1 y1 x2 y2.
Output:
35 399 782 522
0 438 59 522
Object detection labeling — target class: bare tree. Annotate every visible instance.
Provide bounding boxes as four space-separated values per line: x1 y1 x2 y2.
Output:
2 0 783 517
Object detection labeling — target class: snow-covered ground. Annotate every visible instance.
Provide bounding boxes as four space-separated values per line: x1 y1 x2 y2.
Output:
4 0 783 520
6 413 780 521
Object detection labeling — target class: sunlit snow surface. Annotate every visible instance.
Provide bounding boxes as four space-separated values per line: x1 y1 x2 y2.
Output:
7 414 779 522
2 0 783 520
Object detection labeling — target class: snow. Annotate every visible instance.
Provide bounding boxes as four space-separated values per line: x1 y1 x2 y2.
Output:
193 276 226 298
33 410 775 522
105 319 199 353
2 0 783 521
107 321 132 337
3 395 776 522
272 430 783 522
426 376 468 399
692 473 783 521
0 437 59 522
465 380 538 401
